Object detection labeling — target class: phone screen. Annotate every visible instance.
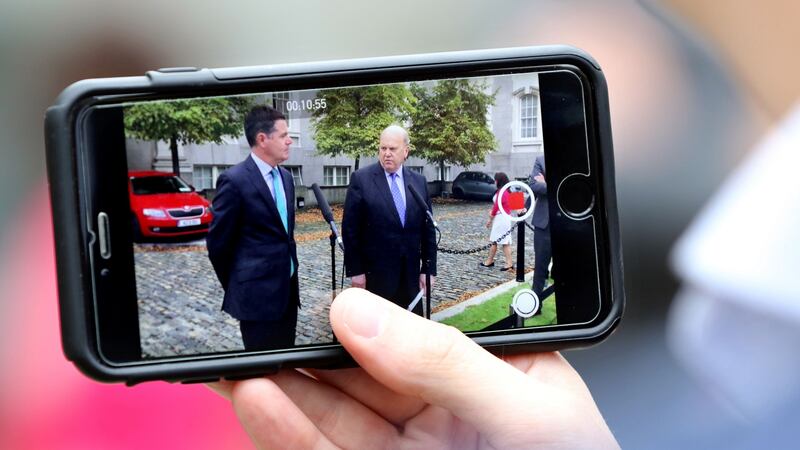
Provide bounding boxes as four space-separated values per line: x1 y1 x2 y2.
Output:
80 66 608 362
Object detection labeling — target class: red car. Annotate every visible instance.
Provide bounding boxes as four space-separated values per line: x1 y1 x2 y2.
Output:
129 171 213 241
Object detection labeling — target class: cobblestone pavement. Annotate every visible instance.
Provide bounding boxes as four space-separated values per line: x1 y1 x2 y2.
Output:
136 199 536 358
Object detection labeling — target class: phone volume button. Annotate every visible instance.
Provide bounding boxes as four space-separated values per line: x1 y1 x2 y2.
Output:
181 377 220 384
98 212 111 259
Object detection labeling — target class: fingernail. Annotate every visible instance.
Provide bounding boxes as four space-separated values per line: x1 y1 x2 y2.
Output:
342 293 387 339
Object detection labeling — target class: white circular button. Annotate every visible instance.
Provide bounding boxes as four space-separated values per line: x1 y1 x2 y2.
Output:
511 289 541 318
497 181 535 223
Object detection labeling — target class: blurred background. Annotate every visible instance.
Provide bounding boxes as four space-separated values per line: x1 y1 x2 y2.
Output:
0 0 777 448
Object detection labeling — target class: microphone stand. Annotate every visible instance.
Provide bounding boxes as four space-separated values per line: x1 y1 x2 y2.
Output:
310 183 344 303
422 219 436 319
407 183 437 320
329 232 337 302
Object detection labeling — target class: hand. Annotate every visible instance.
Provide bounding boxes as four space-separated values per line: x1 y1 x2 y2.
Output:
209 289 619 449
418 274 435 292
534 174 545 184
351 274 366 289
486 217 493 229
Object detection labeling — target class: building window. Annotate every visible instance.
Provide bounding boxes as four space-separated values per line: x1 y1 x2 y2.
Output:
435 166 451 181
511 88 542 153
193 165 232 190
520 94 538 139
284 165 304 187
272 92 290 126
272 91 300 139
323 166 351 186
407 166 424 175
193 166 213 190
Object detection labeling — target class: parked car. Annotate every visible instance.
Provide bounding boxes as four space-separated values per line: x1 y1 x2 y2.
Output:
451 171 497 200
128 171 212 242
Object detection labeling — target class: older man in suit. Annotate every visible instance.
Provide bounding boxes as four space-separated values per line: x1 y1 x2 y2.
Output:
342 125 437 315
529 154 551 299
207 105 299 351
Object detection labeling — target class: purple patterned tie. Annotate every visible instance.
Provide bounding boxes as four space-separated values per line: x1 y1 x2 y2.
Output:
390 173 406 227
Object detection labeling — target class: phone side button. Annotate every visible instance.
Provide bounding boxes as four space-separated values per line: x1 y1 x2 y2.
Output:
181 377 220 384
156 67 200 73
98 212 111 259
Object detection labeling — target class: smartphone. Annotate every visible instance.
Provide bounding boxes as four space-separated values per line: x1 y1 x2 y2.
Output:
45 46 624 384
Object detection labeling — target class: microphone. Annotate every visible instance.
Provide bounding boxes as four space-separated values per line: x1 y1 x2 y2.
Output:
407 183 439 230
311 183 344 251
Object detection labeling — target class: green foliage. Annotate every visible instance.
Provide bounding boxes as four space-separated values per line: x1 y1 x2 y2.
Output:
311 85 416 161
124 96 253 145
409 79 497 167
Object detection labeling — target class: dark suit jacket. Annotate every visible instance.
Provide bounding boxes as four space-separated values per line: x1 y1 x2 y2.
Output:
530 155 549 229
342 163 437 302
207 155 299 322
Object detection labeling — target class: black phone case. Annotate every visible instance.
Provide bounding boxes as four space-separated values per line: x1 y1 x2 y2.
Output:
45 45 624 385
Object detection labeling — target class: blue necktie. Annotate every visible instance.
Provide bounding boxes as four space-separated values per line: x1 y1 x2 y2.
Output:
271 167 294 277
390 173 406 227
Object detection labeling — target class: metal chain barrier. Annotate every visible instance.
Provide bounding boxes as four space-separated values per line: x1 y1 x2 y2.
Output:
438 222 521 255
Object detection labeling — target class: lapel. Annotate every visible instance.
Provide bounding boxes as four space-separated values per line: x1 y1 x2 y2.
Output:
244 156 288 236
371 163 404 227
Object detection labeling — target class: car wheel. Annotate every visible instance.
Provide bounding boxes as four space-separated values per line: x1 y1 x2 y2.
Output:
452 188 464 199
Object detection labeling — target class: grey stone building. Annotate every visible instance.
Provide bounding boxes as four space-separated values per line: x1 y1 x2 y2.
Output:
125 72 544 202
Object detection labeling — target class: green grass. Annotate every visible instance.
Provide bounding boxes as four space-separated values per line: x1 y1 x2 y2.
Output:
440 282 557 332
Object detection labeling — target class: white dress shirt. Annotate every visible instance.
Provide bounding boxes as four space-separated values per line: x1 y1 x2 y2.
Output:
250 152 285 201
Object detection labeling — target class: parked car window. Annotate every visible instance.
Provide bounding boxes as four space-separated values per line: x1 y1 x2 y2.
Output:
131 176 192 195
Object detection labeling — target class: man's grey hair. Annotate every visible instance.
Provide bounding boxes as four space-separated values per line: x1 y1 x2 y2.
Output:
381 125 410 146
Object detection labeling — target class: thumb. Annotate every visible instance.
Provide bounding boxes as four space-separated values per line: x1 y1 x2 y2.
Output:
330 288 547 435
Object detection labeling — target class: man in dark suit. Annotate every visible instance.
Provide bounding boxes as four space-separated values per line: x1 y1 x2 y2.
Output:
207 106 299 351
529 154 551 299
342 125 437 315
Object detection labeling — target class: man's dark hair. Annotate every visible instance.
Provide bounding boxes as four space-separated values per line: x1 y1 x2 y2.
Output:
244 105 286 147
494 171 510 189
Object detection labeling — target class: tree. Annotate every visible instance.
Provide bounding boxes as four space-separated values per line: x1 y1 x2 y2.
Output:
311 85 415 171
409 79 497 192
124 96 253 175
